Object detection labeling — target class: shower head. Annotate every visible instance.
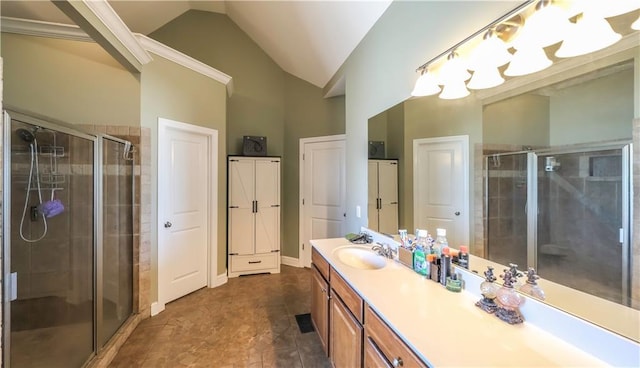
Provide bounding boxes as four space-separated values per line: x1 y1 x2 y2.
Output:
16 128 36 143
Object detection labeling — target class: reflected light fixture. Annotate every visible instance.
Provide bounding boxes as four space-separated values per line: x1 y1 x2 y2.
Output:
468 67 505 90
512 0 570 49
439 80 470 100
411 69 441 97
555 13 622 58
504 46 552 76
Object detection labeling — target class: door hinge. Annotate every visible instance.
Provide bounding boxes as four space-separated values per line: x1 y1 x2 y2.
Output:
303 154 305 160
302 198 305 205
619 228 624 244
10 272 17 301
302 243 305 250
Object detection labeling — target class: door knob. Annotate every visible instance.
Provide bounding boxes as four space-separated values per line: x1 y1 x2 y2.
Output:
164 221 172 228
454 211 460 216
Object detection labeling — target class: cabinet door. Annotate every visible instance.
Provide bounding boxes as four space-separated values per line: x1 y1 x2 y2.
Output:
311 266 329 356
229 159 256 255
378 161 398 234
330 295 363 368
368 161 379 231
364 338 392 368
254 159 280 253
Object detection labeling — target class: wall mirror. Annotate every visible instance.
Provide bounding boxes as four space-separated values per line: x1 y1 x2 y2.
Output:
367 6 639 342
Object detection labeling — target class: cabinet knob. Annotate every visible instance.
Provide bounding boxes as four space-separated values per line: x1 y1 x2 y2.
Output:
392 357 403 367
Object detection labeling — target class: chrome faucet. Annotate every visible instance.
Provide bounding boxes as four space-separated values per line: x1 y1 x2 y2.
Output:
371 243 394 259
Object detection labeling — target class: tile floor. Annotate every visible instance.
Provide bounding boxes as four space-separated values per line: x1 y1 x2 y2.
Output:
109 266 331 368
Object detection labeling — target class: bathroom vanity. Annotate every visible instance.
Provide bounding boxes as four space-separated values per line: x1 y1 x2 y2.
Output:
310 237 639 367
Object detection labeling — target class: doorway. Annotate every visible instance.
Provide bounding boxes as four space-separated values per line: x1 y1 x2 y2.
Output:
413 135 469 247
299 135 346 267
157 118 218 307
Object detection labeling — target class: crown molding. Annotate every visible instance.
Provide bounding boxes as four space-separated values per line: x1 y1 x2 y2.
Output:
136 34 234 96
81 0 152 66
1 16 234 96
1 17 91 42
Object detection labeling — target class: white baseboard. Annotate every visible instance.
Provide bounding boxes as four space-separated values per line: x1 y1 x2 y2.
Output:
213 272 228 287
150 301 165 316
281 255 302 268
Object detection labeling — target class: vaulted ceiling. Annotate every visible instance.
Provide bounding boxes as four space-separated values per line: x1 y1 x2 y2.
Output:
1 0 392 88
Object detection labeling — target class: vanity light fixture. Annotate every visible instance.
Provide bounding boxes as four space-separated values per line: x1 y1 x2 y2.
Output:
555 12 622 58
632 15 640 30
468 67 505 90
467 29 512 71
512 0 570 49
504 46 552 77
411 69 441 97
437 52 470 85
439 79 470 100
576 0 640 18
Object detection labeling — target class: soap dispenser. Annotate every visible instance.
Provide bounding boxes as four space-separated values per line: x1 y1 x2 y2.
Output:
519 267 545 301
475 266 499 314
495 268 525 324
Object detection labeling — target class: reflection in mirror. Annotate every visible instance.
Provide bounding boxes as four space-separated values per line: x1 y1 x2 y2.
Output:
366 12 639 341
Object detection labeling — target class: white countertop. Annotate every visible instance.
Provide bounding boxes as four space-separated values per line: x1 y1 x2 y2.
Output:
311 238 612 367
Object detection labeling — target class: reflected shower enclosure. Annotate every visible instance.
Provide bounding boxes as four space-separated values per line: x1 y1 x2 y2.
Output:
485 142 632 306
3 111 135 367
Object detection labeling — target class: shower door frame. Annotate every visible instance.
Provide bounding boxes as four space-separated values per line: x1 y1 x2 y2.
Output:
2 110 136 367
485 140 633 306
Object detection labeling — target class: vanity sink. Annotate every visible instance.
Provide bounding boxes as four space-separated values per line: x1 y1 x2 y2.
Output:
333 245 386 270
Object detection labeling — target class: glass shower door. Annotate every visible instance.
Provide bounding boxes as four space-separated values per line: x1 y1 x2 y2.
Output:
100 137 134 347
7 119 95 367
486 152 529 268
536 146 629 305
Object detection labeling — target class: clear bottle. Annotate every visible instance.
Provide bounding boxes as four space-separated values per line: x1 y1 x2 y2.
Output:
433 228 448 257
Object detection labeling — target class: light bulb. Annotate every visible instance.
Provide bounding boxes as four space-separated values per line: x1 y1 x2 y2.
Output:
467 67 505 90
439 80 470 100
504 47 552 77
467 32 512 71
556 13 621 58
411 70 441 97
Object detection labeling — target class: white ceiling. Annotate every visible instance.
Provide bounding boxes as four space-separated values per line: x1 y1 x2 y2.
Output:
1 0 392 88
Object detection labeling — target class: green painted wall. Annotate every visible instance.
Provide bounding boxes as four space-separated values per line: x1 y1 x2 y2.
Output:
149 10 285 156
1 33 140 125
368 111 388 144
141 55 227 299
151 10 345 259
483 94 550 146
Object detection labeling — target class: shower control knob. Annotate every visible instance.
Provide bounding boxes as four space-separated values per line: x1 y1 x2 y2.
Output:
164 221 172 228
455 211 460 216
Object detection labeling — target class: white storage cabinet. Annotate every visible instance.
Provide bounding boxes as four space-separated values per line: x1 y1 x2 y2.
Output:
228 156 281 277
368 159 398 234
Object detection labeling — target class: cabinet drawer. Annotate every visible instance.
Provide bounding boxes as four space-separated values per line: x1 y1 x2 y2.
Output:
312 247 330 281
330 267 363 323
230 253 278 273
365 305 426 368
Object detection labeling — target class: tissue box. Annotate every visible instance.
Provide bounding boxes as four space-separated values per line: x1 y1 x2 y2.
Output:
398 247 413 268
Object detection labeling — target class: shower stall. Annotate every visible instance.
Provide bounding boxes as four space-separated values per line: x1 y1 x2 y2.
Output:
3 110 135 367
485 141 632 306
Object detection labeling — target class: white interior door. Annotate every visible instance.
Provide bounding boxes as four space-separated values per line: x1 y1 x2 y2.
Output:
255 159 280 254
300 136 346 267
158 118 216 305
414 136 469 247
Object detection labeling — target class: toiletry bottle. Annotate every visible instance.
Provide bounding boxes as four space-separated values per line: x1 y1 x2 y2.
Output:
458 245 469 269
412 229 429 276
428 254 440 282
433 228 448 257
399 229 408 248
440 246 451 286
